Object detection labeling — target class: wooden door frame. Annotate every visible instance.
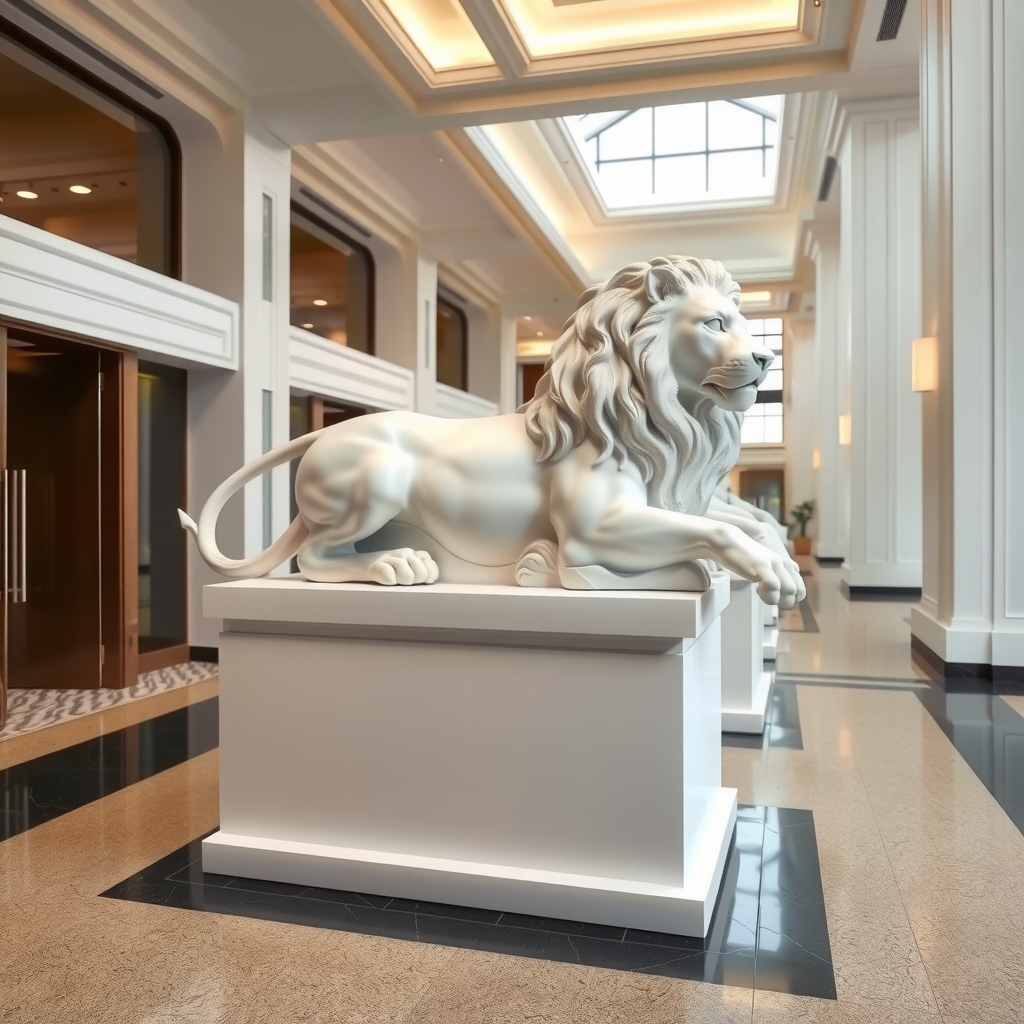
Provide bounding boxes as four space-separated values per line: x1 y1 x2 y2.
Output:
0 322 139 693
0 325 6 726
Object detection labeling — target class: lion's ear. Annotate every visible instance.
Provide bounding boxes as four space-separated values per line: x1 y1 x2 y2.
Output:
645 264 683 304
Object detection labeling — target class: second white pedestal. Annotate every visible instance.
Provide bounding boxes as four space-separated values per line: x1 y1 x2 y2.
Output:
202 576 737 938
722 578 774 734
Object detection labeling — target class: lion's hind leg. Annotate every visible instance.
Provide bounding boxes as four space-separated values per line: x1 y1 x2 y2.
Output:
294 437 439 586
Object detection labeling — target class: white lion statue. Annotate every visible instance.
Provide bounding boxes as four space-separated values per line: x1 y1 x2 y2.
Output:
181 256 804 607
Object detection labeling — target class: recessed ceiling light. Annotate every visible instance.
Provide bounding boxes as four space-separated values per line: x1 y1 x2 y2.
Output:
740 291 772 304
536 331 543 337
69 184 92 194
301 323 314 329
16 190 38 199
313 299 328 306
523 316 532 320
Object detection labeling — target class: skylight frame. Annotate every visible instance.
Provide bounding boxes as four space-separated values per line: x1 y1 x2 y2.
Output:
560 96 788 217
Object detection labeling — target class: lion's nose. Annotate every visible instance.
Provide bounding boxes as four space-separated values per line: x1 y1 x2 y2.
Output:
752 350 773 373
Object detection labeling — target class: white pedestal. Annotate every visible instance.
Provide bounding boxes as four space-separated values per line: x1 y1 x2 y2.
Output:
202 576 737 937
721 578 774 734
762 601 779 662
764 604 779 627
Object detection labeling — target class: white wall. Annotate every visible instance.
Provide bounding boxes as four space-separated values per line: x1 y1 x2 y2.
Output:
839 102 923 591
785 317 816 527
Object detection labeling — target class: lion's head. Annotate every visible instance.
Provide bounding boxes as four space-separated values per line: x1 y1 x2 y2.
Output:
522 256 773 516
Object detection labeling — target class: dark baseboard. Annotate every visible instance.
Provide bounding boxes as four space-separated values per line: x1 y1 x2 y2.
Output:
189 645 219 664
910 635 1024 692
840 582 922 602
814 555 844 567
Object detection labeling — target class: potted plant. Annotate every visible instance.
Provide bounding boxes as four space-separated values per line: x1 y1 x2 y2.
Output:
788 500 815 555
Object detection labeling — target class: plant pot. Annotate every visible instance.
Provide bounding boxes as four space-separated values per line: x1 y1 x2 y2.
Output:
793 536 812 555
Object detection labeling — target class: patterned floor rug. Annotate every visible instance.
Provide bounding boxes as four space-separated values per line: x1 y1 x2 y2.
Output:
0 662 218 741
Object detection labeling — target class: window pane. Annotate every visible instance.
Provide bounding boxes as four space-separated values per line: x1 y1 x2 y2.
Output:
759 368 783 391
741 409 765 444
595 159 655 207
290 214 373 353
596 109 652 161
707 100 766 150
654 103 705 155
437 298 467 390
746 318 765 334
764 318 783 333
0 43 175 275
764 415 783 444
652 155 706 203
708 149 774 197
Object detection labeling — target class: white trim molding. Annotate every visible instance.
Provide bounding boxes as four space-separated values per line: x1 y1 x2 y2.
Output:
434 382 499 419
289 327 414 411
0 215 238 368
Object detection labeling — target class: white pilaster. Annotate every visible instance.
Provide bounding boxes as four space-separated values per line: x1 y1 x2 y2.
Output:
838 102 923 592
913 0 1024 669
182 112 292 646
807 226 847 560
784 316 816 519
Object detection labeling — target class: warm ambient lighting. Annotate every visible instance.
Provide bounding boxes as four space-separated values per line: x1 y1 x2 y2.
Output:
502 0 800 59
740 291 772 305
16 190 38 199
812 449 821 469
911 335 938 392
838 414 851 446
313 299 328 306
301 323 314 329
69 184 92 194
379 0 495 71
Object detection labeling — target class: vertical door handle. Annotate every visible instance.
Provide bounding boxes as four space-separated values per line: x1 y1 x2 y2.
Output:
19 469 26 604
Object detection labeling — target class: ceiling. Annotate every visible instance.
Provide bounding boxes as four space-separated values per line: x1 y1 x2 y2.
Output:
0 0 919 323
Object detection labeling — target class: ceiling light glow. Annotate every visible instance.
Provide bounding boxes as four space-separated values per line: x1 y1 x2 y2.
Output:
301 323 314 329
313 299 328 306
16 190 38 199
380 0 495 71
502 0 801 59
69 184 92 194
740 291 773 305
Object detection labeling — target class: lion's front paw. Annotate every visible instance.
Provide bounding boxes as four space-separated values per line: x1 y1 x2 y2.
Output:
368 549 440 586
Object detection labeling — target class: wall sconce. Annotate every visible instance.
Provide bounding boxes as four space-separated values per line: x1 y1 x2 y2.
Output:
812 449 821 469
912 336 938 392
838 414 851 446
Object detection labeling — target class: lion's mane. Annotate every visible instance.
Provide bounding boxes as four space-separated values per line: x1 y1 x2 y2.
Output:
522 256 743 516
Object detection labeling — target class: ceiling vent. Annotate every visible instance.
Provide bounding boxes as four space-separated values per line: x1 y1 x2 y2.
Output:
877 0 908 41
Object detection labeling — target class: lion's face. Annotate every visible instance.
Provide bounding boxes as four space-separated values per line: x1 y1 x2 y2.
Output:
666 285 773 413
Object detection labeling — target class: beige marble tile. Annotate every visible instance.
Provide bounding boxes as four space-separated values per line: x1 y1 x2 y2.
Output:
574 968 753 1024
754 988 941 1024
403 950 592 1024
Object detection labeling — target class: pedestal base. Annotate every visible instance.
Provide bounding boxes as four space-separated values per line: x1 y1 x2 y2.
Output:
763 626 779 662
722 578 773 734
722 670 774 734
203 577 736 937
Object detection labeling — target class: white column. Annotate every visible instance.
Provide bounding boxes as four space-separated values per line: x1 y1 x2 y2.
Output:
374 251 438 414
466 308 518 413
807 226 847 561
784 316 816 520
912 0 1024 671
838 102 923 593
182 113 292 646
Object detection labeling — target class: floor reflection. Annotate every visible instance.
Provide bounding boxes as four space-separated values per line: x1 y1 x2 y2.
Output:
723 681 803 751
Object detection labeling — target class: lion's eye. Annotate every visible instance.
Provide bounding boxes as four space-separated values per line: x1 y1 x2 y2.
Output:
705 318 724 333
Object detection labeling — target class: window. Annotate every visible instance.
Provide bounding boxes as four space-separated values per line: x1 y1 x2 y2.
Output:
436 297 468 391
290 205 375 354
741 317 784 445
0 30 178 275
564 97 782 212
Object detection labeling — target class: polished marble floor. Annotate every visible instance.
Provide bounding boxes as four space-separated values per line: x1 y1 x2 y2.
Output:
3 565 1024 1022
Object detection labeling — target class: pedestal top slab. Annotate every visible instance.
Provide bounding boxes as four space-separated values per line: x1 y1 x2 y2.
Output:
205 574 729 643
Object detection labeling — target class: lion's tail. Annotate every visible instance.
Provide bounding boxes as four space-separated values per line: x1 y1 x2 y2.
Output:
179 429 327 579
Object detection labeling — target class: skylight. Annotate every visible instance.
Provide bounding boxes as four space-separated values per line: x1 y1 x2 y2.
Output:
564 97 783 212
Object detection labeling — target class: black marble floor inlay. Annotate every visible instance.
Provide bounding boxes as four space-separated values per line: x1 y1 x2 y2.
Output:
103 804 835 999
917 685 1024 838
723 681 803 750
0 698 219 842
